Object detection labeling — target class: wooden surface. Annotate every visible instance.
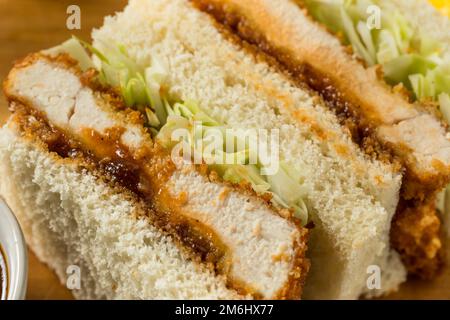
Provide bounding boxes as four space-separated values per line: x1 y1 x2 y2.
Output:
0 0 128 300
0 0 449 300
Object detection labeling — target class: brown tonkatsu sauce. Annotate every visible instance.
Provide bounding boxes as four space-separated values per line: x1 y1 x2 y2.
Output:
191 0 444 278
10 106 258 294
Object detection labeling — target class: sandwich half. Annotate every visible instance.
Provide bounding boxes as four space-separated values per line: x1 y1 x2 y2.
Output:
0 54 307 298
193 0 450 279
1 0 406 299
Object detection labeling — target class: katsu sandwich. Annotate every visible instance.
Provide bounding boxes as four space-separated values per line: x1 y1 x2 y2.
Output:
194 0 450 287
1 0 438 299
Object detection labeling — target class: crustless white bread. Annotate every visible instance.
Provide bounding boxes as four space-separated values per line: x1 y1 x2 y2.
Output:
0 0 415 299
193 0 449 279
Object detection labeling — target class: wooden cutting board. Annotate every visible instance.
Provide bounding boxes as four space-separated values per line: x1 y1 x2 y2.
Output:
0 0 449 300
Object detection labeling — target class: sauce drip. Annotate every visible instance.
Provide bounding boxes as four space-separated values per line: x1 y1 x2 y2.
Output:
13 108 229 277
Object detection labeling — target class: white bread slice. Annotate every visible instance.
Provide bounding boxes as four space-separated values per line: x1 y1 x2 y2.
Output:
4 55 308 299
91 0 405 299
0 121 239 300
193 0 450 195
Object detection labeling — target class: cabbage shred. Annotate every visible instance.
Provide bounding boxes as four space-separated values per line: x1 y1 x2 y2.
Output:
304 0 450 215
304 0 450 122
47 37 309 225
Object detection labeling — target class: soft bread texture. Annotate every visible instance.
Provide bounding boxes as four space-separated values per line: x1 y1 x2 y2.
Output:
194 0 447 277
91 0 405 299
0 123 239 300
4 56 308 299
194 0 450 195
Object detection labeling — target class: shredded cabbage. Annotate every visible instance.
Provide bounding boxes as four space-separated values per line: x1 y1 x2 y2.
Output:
157 99 309 223
43 37 95 71
48 37 309 225
305 0 450 219
304 0 450 113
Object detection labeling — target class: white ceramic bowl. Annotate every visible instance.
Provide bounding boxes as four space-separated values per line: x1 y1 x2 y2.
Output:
0 197 28 300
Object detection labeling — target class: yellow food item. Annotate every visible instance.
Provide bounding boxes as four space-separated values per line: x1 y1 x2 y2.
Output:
430 0 450 16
